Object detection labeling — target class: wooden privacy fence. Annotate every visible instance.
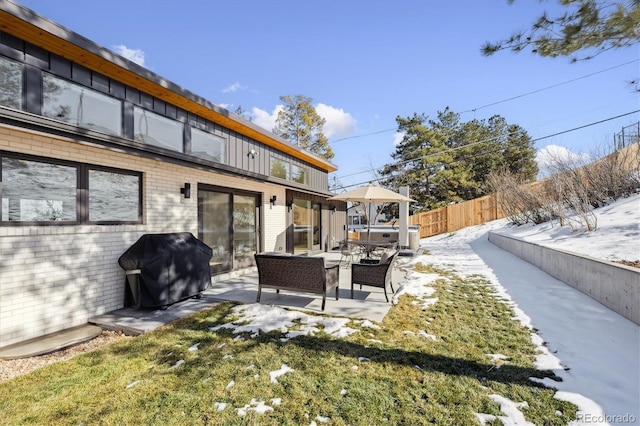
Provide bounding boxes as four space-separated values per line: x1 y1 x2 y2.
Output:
409 194 505 239
409 141 639 239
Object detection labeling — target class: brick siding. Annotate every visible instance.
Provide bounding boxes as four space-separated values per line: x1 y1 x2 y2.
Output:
0 125 285 347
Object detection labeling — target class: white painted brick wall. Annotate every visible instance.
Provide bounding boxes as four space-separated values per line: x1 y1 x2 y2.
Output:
0 125 287 348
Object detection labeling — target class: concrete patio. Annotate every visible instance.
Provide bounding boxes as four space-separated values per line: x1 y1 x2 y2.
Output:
89 250 410 335
0 251 413 359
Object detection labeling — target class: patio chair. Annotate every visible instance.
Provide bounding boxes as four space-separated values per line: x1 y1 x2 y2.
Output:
339 242 361 267
351 250 399 302
254 253 339 311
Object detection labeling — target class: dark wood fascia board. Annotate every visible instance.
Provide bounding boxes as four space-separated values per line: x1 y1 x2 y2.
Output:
0 1 338 173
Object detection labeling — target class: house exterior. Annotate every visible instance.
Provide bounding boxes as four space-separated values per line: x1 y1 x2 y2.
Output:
0 1 345 348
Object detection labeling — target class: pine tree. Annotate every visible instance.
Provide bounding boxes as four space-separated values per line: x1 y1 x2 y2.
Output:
273 95 334 160
482 0 640 62
379 108 538 211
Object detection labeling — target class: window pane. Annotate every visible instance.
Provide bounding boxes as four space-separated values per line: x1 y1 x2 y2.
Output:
1 157 77 222
291 164 307 184
199 190 232 274
0 56 22 110
42 74 122 136
89 169 140 222
293 198 312 253
134 107 183 152
270 157 290 180
233 194 257 268
191 127 226 163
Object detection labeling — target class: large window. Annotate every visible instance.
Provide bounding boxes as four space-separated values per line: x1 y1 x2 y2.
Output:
0 56 22 110
134 107 183 152
1 153 142 225
191 127 226 163
42 73 122 136
88 169 141 222
1 157 77 222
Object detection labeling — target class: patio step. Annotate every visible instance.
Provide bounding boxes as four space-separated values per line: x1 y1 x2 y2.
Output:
0 324 102 360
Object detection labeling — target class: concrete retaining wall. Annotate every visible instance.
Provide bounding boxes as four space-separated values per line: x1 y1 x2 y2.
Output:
488 231 640 325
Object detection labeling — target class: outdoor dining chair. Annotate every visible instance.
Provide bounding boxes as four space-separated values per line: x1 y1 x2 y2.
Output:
339 241 361 267
351 250 399 302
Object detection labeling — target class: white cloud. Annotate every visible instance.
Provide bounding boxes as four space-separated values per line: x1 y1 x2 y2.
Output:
112 45 145 67
315 103 356 138
222 82 247 93
250 103 357 139
393 132 405 146
535 145 591 177
251 105 282 132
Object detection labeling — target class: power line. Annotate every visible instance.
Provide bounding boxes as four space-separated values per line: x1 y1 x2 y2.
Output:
327 60 638 146
459 59 639 114
529 110 640 142
329 127 396 144
331 109 640 188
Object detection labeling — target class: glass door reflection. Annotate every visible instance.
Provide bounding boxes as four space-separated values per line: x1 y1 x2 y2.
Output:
198 188 259 274
198 190 232 274
233 195 257 269
292 199 321 253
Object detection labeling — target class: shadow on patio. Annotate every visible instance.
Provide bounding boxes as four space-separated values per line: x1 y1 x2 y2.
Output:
90 251 409 336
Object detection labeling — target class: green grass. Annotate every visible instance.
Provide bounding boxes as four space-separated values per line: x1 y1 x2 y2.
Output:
0 263 577 425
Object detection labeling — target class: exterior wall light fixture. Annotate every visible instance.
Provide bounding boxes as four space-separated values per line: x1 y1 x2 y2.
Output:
270 195 277 206
180 182 191 199
248 148 258 158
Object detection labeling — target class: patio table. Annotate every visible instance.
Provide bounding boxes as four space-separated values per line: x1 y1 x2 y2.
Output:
347 240 396 258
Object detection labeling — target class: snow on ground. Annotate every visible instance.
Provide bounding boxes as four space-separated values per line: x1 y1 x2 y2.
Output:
209 303 359 340
197 195 638 424
417 193 639 425
494 194 640 263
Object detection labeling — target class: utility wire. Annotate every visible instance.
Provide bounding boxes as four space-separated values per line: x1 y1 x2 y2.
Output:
327 60 638 146
459 59 639 114
331 109 640 189
330 127 396 144
529 110 640 142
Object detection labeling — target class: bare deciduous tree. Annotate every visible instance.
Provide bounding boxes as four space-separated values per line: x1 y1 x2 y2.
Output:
488 142 640 232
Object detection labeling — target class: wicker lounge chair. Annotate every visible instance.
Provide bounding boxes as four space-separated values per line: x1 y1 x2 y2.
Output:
351 250 399 302
254 253 340 310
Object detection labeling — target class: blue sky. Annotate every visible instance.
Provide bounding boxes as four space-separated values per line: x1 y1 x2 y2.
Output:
15 0 639 189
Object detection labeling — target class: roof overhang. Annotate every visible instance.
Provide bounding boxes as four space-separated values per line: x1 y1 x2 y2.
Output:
0 1 338 173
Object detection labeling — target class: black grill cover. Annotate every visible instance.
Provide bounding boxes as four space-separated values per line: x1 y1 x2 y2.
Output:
118 232 213 308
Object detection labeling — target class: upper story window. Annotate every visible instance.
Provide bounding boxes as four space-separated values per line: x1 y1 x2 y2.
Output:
42 73 122 136
270 157 290 180
270 156 308 184
1 45 319 190
0 56 22 110
134 107 183 152
191 127 226 164
291 164 307 184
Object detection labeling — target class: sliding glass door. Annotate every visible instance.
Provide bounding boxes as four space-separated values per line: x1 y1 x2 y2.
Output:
198 187 259 274
292 199 321 253
233 194 257 269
